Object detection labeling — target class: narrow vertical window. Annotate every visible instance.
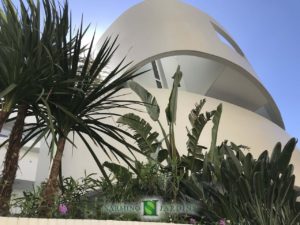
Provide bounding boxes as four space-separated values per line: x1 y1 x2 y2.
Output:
152 61 162 88
211 22 245 57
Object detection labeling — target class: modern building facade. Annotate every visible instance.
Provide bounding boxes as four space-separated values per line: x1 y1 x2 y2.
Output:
1 0 299 194
61 0 300 184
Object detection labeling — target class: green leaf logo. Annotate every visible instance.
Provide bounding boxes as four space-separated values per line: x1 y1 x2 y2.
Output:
143 200 158 216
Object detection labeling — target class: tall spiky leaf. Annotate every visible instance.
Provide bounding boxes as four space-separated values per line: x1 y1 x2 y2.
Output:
278 138 297 172
165 66 182 124
208 104 222 164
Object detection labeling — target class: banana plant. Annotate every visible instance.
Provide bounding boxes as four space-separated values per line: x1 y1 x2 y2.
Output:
182 99 214 173
117 66 223 201
119 69 222 163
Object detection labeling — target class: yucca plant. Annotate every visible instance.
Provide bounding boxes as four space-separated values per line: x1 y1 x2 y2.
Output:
0 0 62 214
0 0 57 130
37 20 143 216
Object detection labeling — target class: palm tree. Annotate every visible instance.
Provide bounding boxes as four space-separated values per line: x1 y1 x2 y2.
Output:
0 0 64 215
0 0 56 130
37 22 143 216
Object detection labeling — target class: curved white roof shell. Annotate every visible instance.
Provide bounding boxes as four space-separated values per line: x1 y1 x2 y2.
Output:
96 0 284 128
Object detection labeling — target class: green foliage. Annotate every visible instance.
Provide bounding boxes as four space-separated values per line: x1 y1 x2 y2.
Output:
119 67 223 201
0 0 59 112
11 88 300 224
207 104 222 165
13 174 101 218
119 69 300 224
0 0 72 215
13 167 167 219
117 113 160 155
12 186 42 217
103 162 132 184
125 67 223 164
127 80 160 121
165 65 182 125
186 99 214 157
42 30 142 181
184 139 300 225
103 160 167 202
0 0 145 216
0 7 298 221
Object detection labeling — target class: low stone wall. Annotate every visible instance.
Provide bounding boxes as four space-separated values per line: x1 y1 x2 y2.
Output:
0 217 184 225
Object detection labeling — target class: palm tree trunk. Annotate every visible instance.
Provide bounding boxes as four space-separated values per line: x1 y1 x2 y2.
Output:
0 104 28 215
0 111 10 132
38 135 66 217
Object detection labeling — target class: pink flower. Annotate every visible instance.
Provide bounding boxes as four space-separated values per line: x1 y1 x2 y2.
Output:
189 217 197 224
219 218 226 225
58 203 68 215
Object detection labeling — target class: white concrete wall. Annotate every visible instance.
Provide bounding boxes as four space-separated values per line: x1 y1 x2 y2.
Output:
97 0 255 78
0 138 40 183
60 88 300 186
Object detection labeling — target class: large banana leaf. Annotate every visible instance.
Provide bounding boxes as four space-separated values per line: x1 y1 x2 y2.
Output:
117 113 160 155
186 99 213 156
103 161 132 184
127 80 160 121
278 138 297 172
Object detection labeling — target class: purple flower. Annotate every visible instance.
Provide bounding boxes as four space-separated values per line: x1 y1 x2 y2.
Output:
189 217 197 224
219 218 226 225
58 203 68 215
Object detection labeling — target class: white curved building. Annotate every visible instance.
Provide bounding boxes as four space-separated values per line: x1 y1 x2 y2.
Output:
72 0 299 184
1 0 299 194
96 0 284 128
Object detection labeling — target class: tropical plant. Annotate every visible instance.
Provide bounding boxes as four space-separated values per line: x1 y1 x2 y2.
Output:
102 160 167 202
0 0 59 130
36 21 143 216
0 0 63 214
117 68 300 224
122 66 181 161
12 174 101 218
117 66 222 201
11 185 42 217
184 139 300 225
122 66 221 161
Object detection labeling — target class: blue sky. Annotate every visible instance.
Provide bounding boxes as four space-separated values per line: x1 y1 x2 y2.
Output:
13 0 300 140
